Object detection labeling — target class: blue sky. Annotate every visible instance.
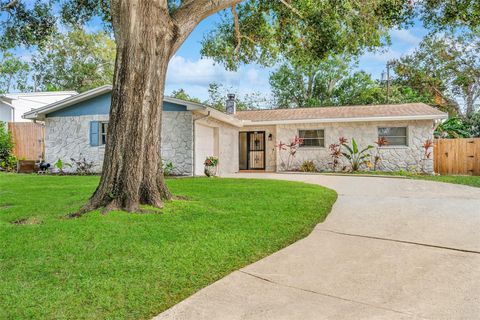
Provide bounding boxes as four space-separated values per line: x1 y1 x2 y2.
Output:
6 7 430 102
166 14 430 102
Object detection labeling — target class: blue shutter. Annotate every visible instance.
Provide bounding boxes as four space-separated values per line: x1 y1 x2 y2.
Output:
90 121 99 146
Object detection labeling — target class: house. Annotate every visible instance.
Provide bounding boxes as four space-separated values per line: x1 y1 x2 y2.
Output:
23 85 448 174
0 91 77 123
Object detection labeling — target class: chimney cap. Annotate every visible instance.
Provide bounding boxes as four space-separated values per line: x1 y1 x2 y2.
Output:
227 93 236 100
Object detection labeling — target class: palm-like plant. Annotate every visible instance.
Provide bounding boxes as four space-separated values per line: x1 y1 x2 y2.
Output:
341 138 374 171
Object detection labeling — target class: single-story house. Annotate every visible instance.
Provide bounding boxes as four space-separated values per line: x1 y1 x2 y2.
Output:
0 91 77 123
23 85 448 175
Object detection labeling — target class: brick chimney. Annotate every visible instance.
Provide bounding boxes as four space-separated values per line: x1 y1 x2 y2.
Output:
226 93 236 115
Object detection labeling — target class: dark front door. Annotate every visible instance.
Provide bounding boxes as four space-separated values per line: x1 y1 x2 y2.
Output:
239 131 265 170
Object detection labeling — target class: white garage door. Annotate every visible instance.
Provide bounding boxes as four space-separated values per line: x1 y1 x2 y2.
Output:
195 124 215 176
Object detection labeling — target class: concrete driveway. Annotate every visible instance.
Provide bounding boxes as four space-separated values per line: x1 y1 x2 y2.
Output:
155 173 480 320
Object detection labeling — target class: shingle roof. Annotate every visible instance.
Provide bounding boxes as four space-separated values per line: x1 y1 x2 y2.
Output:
235 103 447 122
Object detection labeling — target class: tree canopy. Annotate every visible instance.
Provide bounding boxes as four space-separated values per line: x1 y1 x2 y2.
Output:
393 31 480 116
31 28 115 92
269 56 433 108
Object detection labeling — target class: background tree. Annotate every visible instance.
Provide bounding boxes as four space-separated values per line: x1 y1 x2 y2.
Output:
170 88 201 103
269 56 431 108
0 52 30 93
31 28 115 92
1 0 478 214
393 32 480 116
206 81 268 110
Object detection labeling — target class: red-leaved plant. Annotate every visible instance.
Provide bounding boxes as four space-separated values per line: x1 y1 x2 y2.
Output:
421 139 434 173
276 136 303 171
373 137 388 171
329 137 347 172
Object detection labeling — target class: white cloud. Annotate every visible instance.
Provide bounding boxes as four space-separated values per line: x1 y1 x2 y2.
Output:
361 48 402 63
390 28 422 46
165 55 272 101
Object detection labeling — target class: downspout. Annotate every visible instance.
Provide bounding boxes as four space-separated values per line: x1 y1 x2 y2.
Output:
192 111 210 176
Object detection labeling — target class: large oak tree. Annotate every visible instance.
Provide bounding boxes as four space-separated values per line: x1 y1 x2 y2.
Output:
1 0 478 214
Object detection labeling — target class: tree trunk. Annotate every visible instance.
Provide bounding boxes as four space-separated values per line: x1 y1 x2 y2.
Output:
74 1 177 215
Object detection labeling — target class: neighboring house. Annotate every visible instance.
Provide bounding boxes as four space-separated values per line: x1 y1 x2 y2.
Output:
0 91 77 123
23 85 448 175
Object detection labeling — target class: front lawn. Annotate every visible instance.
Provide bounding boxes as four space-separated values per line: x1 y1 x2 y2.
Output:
0 174 336 319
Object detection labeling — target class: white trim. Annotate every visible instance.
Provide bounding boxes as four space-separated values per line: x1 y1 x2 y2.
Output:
241 114 448 126
193 107 243 127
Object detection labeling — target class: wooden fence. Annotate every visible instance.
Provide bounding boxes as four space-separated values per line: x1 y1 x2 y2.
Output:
434 138 480 176
8 122 45 161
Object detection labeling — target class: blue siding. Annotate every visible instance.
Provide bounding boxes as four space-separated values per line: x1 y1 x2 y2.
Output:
47 93 112 117
163 102 187 111
46 92 188 117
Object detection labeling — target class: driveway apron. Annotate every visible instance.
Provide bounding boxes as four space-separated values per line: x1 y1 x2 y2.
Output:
155 173 480 320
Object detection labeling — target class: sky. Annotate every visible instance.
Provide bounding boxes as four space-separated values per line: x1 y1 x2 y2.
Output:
5 7 430 103
165 14 430 102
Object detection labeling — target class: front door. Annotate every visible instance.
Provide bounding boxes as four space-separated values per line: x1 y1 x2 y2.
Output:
239 131 265 170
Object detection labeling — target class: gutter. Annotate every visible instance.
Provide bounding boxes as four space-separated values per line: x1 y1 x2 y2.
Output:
192 111 211 176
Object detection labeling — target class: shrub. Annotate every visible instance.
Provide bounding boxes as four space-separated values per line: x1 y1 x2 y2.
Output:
70 157 95 175
0 122 14 170
0 154 17 172
435 117 470 138
299 160 317 172
53 159 72 174
162 161 174 176
340 138 373 172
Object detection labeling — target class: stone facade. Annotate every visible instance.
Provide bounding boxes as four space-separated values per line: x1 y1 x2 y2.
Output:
45 111 193 175
274 120 435 173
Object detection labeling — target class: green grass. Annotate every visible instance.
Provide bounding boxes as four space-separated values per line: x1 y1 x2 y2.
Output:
0 174 336 320
329 171 480 188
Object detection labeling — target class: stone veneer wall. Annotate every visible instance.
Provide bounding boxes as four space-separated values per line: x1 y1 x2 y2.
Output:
44 111 193 175
275 120 435 173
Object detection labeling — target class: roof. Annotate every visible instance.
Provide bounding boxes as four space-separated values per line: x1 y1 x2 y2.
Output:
235 103 447 124
22 85 447 127
22 85 243 127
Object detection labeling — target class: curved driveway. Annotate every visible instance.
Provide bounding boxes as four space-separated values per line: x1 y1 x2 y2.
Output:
156 173 480 320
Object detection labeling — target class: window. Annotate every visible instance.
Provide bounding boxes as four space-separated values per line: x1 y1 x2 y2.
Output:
100 122 108 145
299 129 325 147
378 127 407 146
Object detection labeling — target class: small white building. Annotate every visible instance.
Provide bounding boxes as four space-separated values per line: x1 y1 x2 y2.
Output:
0 91 77 123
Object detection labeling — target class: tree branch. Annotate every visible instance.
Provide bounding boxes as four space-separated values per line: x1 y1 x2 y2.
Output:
171 0 244 54
2 0 17 10
231 5 241 59
278 0 303 18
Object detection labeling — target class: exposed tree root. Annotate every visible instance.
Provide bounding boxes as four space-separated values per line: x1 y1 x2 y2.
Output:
66 193 171 218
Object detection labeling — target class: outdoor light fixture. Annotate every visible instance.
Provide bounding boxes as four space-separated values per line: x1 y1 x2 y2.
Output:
268 133 273 141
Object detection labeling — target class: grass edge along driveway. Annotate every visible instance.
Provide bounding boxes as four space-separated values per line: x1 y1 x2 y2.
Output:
0 174 336 320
